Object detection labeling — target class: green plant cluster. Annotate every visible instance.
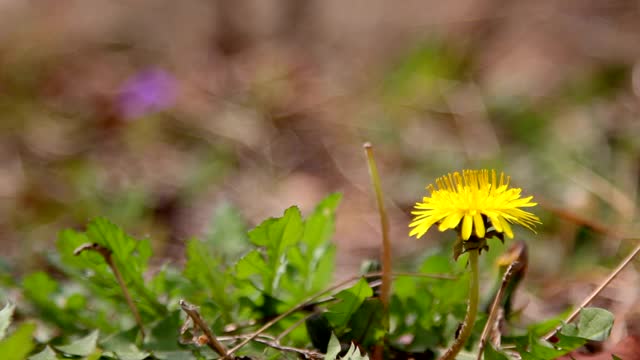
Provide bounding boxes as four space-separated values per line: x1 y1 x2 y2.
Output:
0 193 615 359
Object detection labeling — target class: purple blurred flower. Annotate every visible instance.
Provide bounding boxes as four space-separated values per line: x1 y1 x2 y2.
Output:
117 68 177 119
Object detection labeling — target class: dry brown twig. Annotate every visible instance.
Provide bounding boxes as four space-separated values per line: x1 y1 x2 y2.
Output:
180 299 229 357
543 240 640 341
477 262 517 360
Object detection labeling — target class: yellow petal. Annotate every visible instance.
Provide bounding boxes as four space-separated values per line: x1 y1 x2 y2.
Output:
500 217 514 238
461 214 473 240
438 212 463 231
473 212 485 238
487 213 503 232
409 215 442 238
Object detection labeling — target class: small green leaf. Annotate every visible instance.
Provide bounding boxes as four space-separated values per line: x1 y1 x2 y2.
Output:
560 307 614 342
55 330 99 356
484 343 511 360
325 278 373 330
245 206 304 295
29 346 59 360
0 322 36 360
0 302 15 340
249 206 303 251
612 355 623 360
324 333 341 360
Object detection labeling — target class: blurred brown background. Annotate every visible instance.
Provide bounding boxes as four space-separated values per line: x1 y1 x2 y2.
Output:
2 0 640 342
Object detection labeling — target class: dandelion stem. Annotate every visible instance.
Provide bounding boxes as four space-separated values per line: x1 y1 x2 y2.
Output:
440 249 480 360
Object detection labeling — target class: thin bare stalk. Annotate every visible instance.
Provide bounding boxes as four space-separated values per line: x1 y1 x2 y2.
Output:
440 249 480 360
544 240 640 341
74 243 145 338
180 300 228 357
364 142 392 360
363 143 392 313
477 262 517 359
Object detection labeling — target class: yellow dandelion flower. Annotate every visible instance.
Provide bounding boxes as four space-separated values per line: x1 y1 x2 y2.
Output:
409 169 540 241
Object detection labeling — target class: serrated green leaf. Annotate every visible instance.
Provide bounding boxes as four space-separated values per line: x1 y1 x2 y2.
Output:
57 218 166 318
324 333 341 360
29 346 59 360
0 322 36 360
244 206 304 296
55 330 99 356
0 302 15 340
326 278 373 330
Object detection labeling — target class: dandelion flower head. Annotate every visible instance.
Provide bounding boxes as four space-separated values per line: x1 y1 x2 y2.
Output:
409 169 540 241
